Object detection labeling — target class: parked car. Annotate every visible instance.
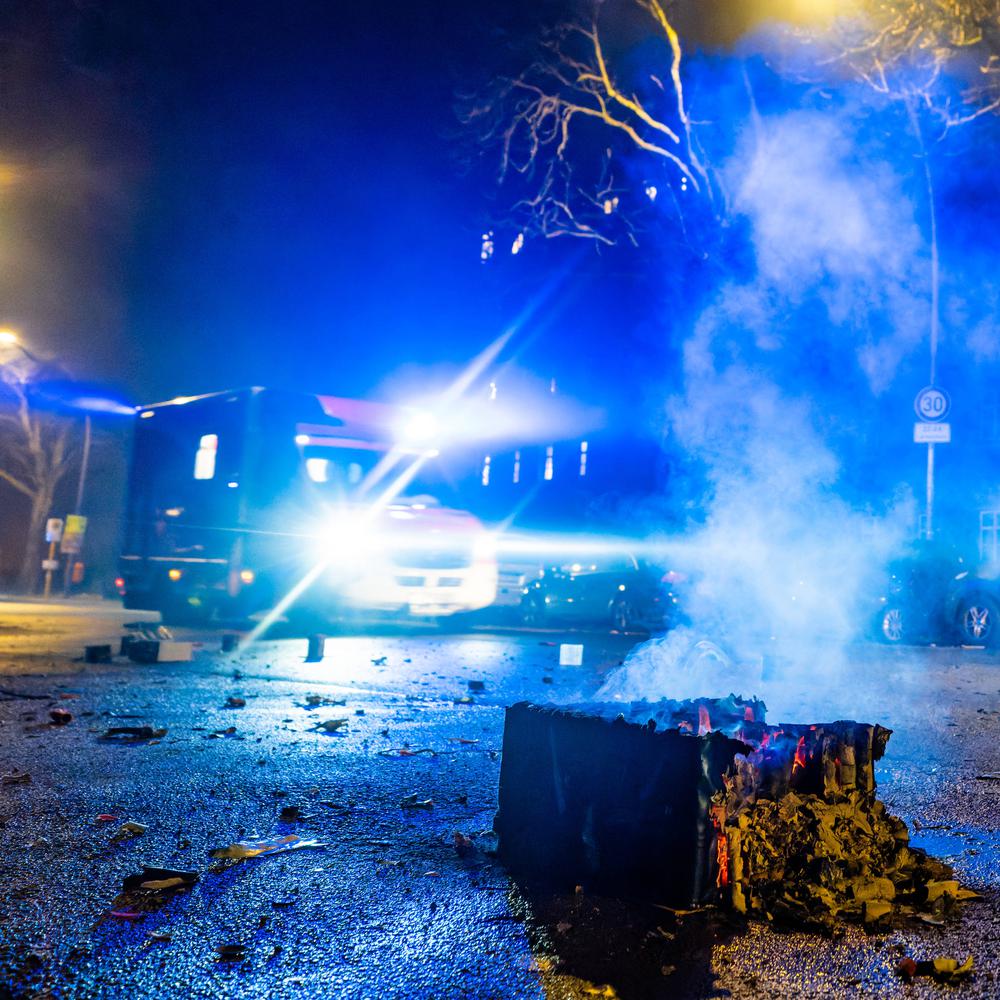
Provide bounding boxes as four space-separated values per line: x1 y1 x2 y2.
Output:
874 542 1000 646
520 553 682 631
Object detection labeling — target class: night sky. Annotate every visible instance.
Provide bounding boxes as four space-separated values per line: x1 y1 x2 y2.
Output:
1 0 621 406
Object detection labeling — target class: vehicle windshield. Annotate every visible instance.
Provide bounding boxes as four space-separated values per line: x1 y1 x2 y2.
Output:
301 446 462 508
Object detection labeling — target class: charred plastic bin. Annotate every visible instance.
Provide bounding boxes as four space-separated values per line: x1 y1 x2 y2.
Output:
494 702 749 906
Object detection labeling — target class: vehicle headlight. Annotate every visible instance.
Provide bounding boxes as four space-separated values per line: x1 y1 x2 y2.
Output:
318 513 382 564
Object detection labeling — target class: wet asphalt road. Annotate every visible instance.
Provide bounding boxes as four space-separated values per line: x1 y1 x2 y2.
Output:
1 599 1000 999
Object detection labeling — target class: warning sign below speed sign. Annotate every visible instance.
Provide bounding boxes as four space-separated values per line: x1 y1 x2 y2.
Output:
914 386 950 423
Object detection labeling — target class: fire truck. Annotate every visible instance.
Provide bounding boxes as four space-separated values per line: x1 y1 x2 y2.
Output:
116 387 497 624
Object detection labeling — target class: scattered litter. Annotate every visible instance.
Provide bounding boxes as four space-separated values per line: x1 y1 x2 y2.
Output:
897 955 974 983
217 944 246 961
378 747 436 758
225 696 246 709
98 726 167 743
209 834 327 860
400 794 434 810
467 680 485 692
146 931 172 943
454 833 475 857
127 640 193 664
559 643 584 666
542 676 554 684
96 814 118 823
84 644 113 664
423 871 440 877
304 694 346 707
109 911 144 921
454 696 475 705
28 838 50 849
48 708 73 726
208 726 239 738
124 621 173 639
271 898 296 908
305 635 326 662
371 656 388 666
0 688 49 701
448 738 479 745
279 805 304 821
314 718 348 734
110 821 148 843
1 770 31 785
122 867 198 893
975 772 1000 781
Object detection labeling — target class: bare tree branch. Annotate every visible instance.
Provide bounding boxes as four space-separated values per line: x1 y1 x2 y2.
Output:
460 0 715 246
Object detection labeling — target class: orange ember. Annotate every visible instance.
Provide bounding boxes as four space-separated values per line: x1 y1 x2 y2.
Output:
744 706 755 722
792 735 807 772
698 705 712 736
713 807 729 887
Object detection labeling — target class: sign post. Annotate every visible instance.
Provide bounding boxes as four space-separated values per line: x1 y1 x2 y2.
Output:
59 515 88 594
42 518 63 600
914 386 951 539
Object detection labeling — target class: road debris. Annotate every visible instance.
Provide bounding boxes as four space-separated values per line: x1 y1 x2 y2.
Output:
378 746 437 758
305 635 326 662
1 770 32 785
209 834 327 860
400 794 434 810
122 867 198 893
304 694 346 707
48 708 73 726
468 680 485 692
314 718 348 734
146 931 173 944
95 814 119 823
371 656 388 666
84 644 113 664
453 832 475 857
217 943 247 961
224 696 246 709
110 821 148 843
98 726 167 743
897 955 974 983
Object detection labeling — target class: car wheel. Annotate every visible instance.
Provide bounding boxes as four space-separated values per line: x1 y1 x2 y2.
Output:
879 606 906 644
521 593 546 627
611 598 637 631
958 596 1000 646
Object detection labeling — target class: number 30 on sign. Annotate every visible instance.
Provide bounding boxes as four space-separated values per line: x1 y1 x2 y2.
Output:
914 386 950 422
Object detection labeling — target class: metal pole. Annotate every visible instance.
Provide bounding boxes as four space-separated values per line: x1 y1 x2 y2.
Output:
62 414 91 595
926 442 935 540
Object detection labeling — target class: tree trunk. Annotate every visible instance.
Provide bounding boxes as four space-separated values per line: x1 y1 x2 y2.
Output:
18 487 54 595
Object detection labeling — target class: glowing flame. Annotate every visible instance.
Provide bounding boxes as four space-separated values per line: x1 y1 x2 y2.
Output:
792 735 808 772
744 706 755 722
698 704 712 736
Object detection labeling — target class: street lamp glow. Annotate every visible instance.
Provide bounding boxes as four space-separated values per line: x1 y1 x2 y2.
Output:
0 329 19 346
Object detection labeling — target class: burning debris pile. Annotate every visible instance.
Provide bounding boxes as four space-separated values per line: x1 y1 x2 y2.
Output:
715 722 976 933
495 700 976 935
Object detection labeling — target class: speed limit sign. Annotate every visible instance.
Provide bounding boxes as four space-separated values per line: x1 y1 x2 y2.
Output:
914 386 950 422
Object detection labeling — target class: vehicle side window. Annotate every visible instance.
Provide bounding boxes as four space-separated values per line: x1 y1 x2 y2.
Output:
193 434 218 480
